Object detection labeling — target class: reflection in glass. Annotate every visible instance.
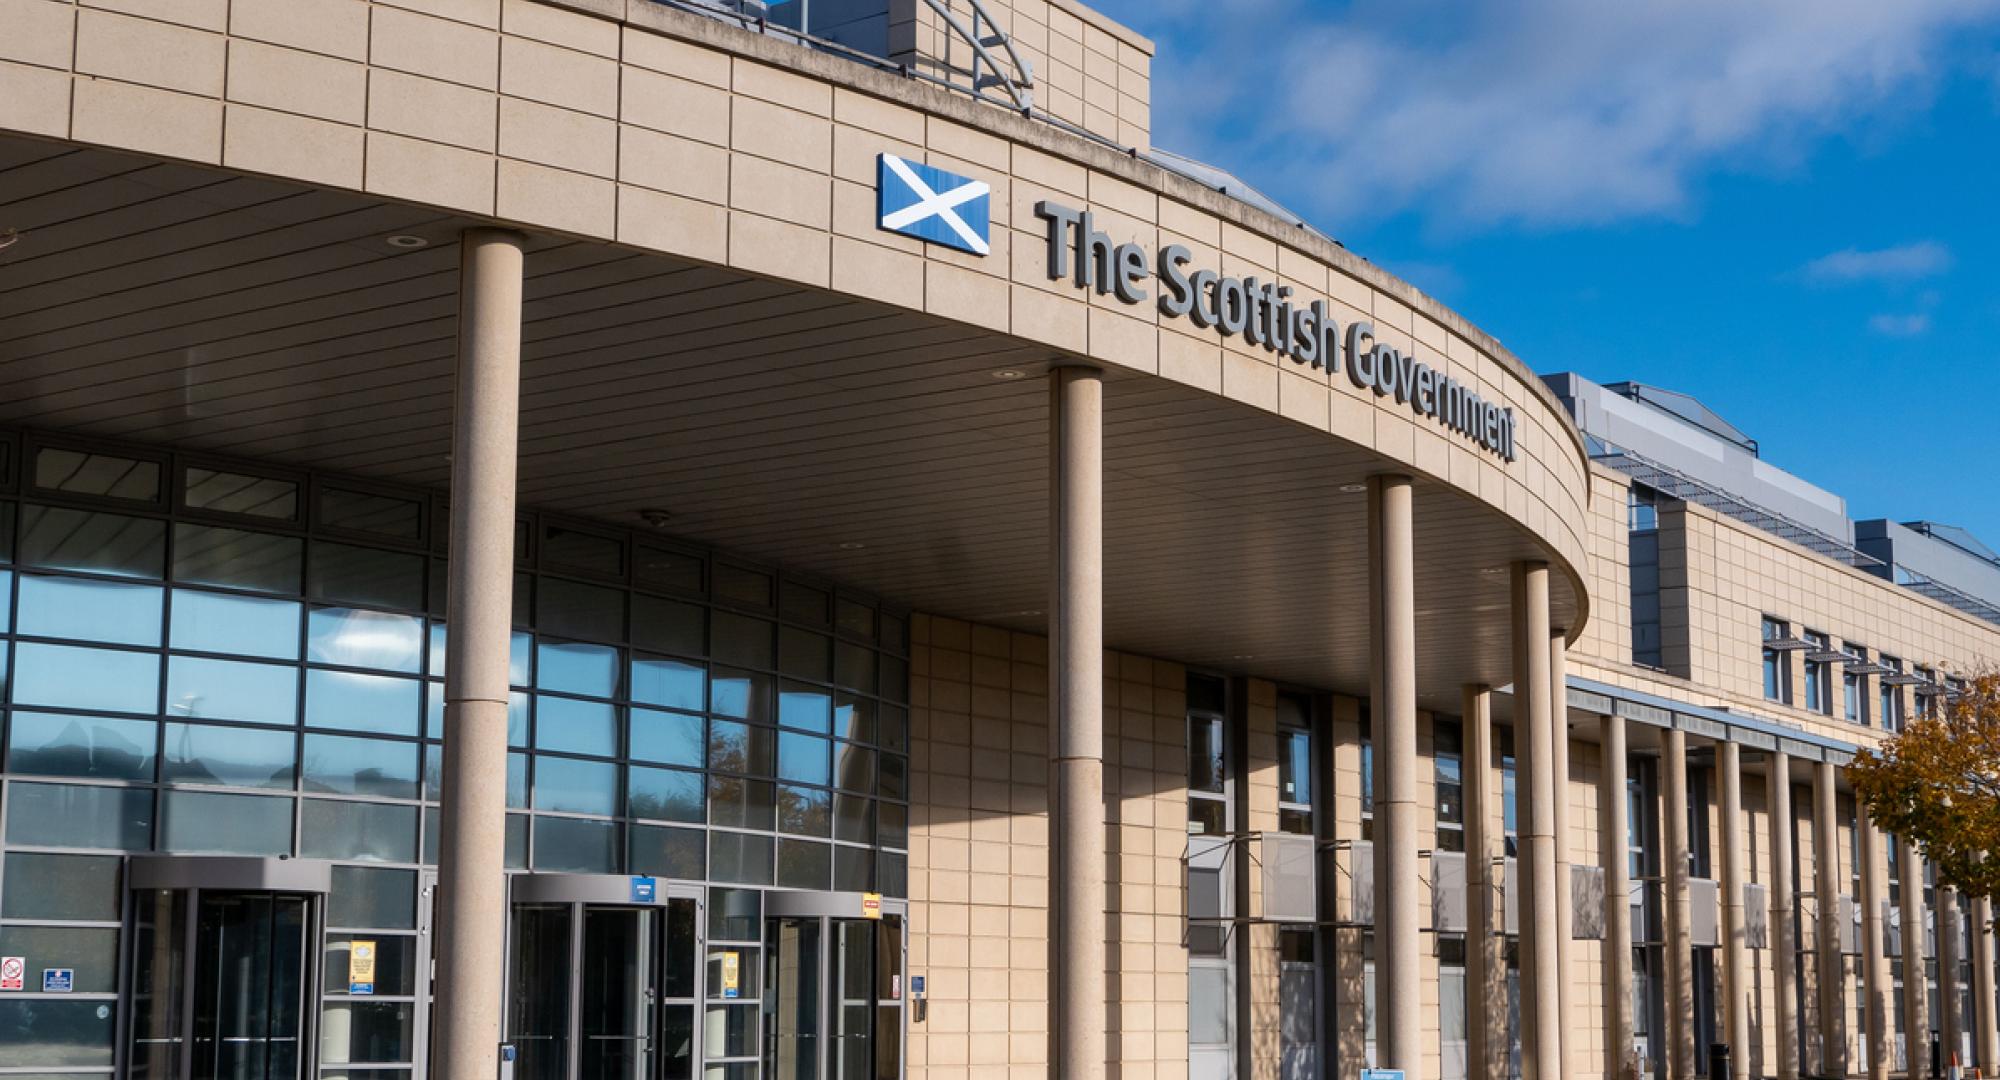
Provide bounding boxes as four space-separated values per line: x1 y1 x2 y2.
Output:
775 839 830 890
22 505 166 578
708 721 774 777
709 668 770 722
630 709 703 769
185 468 299 520
329 865 416 930
320 1001 414 1065
537 577 624 643
629 824 706 880
321 488 423 538
309 608 423 671
304 734 420 798
779 685 832 733
535 695 618 757
535 756 618 816
0 997 117 1067
35 446 160 500
708 777 775 832
712 612 773 669
168 656 299 724
834 794 873 846
833 696 873 745
833 742 875 794
171 589 301 659
158 790 291 856
532 817 618 873
777 785 832 837
538 641 619 698
632 594 704 657
628 766 704 824
1 852 123 920
14 642 160 714
310 542 424 610
833 846 870 893
306 669 421 736
633 655 704 712
708 832 773 886
301 800 417 863
18 574 163 644
0 924 119 993
7 711 157 780
777 626 830 682
174 523 302 593
777 732 830 787
163 723 297 790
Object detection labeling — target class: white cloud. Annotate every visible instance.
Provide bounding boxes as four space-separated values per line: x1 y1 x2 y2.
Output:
1801 241 1954 282
1138 0 2000 228
1867 312 1933 336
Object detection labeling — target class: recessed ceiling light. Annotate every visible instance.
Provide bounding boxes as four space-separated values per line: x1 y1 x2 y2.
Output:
837 541 867 550
386 234 428 249
1231 654 1255 661
1481 566 1509 576
637 509 673 529
991 369 1026 380
0 229 19 253
1338 482 1367 494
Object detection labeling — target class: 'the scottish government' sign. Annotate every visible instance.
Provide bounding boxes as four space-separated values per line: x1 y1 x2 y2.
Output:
877 154 990 256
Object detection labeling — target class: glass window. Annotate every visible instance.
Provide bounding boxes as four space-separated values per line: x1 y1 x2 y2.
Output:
876 752 907 802
776 839 830 889
304 734 420 798
878 802 907 850
628 766 704 824
833 846 871 892
311 542 424 610
709 832 774 885
777 627 830 681
167 655 299 724
321 488 423 539
535 695 619 758
158 790 292 856
538 578 625 643
1 852 123 920
1190 714 1225 794
636 543 704 596
184 468 299 520
21 505 166 577
710 669 771 722
780 581 830 626
833 793 872 845
171 589 301 658
163 722 297 790
329 865 416 930
533 816 619 874
425 684 531 748
322 1002 415 1065
833 641 875 694
778 784 832 837
35 446 161 501
1762 617 1792 704
1278 726 1311 807
14 641 160 714
542 525 624 576
301 800 417 863
835 598 875 641
709 721 775 777
713 564 771 609
535 756 618 816
630 708 704 769
426 625 533 685
633 594 705 657
538 641 620 698
0 997 116 1067
8 711 157 780
18 574 163 645
632 655 704 712
712 612 773 670
833 742 874 794
779 685 833 734
307 669 421 736
708 776 776 831
629 824 705 880
309 608 424 672
173 523 301 593
777 732 831 787
5 782 153 850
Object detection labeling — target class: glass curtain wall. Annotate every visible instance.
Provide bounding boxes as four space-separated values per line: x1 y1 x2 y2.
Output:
0 432 912 1074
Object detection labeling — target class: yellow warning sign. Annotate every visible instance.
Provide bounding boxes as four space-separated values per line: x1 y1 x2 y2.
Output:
720 951 740 999
349 940 377 995
861 892 883 920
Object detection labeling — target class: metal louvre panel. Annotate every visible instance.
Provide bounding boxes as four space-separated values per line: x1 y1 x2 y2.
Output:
1433 851 1468 934
1690 877 1720 947
1841 896 1862 955
1745 883 1770 949
1350 840 1375 927
1260 832 1317 925
1887 902 1902 958
1503 857 1519 937
1572 864 1605 940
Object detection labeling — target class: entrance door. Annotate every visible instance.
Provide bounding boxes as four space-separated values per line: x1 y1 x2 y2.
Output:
125 857 330 1080
504 875 703 1080
761 893 906 1080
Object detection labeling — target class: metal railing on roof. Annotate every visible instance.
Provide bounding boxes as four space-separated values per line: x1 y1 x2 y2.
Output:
1893 571 2000 628
1591 440 1884 570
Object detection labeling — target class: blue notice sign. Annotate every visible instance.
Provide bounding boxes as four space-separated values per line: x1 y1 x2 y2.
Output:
43 968 73 993
630 876 657 904
1361 1071 1405 1080
910 976 925 996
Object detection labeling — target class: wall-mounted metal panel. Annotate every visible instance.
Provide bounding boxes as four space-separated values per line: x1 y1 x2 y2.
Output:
1745 883 1770 948
1572 864 1606 940
1616 699 1674 727
1841 896 1862 954
1733 728 1778 752
1260 832 1317 924
1503 857 1519 937
1350 840 1375 927
1568 688 1615 716
1690 877 1720 947
1433 851 1468 934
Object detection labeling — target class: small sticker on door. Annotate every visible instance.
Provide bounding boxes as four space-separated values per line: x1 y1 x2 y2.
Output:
42 968 73 994
720 951 740 999
349 941 377 995
0 957 22 992
861 893 882 920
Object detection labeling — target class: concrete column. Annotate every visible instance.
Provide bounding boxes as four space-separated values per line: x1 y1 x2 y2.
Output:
1663 728 1696 1080
1512 562 1561 1080
435 228 525 1080
1772 751 1801 1080
1466 685 1498 1080
1721 741 1753 1073
1940 886 1962 1069
1549 632 1575 1080
1862 819 1891 1080
1899 837 1928 1078
1816 761 1848 1079
1602 712 1636 1080
1049 366 1106 1080
1369 475 1420 1075
1973 896 1998 1071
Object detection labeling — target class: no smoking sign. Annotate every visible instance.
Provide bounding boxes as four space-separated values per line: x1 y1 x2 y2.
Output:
0 956 23 992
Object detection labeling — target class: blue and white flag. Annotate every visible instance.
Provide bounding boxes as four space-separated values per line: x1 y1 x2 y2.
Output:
877 153 990 256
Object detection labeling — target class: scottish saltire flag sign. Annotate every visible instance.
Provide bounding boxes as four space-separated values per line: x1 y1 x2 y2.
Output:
877 153 990 256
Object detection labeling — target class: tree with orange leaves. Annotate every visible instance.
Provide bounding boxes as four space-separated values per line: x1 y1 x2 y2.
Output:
1850 673 2000 903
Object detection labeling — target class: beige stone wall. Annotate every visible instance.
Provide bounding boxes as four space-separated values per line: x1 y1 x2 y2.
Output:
906 613 1188 1080
889 0 1151 150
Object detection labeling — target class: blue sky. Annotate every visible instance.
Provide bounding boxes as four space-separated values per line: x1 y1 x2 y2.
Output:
1084 0 2000 543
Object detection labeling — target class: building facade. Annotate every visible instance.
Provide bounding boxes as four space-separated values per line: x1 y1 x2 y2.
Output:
0 2 1990 1080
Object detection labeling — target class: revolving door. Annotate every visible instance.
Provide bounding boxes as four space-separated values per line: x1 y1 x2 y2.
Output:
761 892 906 1080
